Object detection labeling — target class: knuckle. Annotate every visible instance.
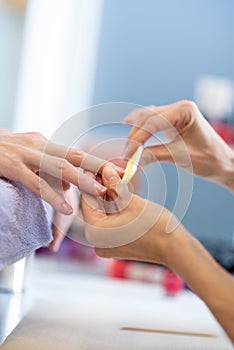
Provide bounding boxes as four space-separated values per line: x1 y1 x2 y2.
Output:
35 178 50 197
145 118 157 133
67 149 86 167
10 156 23 169
132 133 148 144
137 110 148 122
29 131 45 139
146 105 157 113
23 132 47 148
56 158 70 171
32 178 42 196
32 132 47 143
133 107 142 115
179 100 197 112
74 150 86 160
62 159 70 170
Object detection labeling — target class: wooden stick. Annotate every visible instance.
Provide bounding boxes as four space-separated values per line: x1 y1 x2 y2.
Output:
121 326 217 338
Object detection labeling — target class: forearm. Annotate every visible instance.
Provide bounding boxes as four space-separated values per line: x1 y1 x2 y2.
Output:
213 142 234 193
163 227 234 342
221 152 234 193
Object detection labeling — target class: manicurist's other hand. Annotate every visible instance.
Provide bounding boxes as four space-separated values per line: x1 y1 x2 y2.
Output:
124 101 234 191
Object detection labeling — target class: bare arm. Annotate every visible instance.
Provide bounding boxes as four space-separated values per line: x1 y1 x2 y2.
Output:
164 226 234 341
81 166 234 342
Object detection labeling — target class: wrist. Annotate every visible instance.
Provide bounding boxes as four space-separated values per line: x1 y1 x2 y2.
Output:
160 225 190 268
218 148 234 192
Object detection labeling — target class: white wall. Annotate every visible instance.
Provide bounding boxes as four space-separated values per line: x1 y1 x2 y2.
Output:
0 0 25 129
13 0 103 142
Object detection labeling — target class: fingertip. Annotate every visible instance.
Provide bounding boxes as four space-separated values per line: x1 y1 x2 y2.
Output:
122 141 139 159
61 202 73 215
94 183 107 196
123 119 131 125
102 166 120 182
48 242 59 252
49 238 62 252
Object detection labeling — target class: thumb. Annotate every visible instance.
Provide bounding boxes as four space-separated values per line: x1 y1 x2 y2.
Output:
81 193 104 225
102 166 122 200
140 143 174 166
102 165 132 212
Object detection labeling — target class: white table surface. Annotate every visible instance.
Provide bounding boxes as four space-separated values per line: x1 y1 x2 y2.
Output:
1 257 233 350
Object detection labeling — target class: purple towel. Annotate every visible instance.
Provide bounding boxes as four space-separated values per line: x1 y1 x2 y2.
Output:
0 178 52 270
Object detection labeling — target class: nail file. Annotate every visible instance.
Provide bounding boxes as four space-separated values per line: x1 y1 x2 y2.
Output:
122 145 144 183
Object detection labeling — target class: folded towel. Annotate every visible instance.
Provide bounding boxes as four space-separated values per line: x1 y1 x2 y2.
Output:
0 178 53 270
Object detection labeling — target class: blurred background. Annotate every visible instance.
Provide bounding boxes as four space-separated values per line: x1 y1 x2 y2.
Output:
1 0 234 282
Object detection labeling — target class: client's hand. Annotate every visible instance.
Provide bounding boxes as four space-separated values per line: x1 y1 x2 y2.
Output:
0 130 123 215
50 185 78 252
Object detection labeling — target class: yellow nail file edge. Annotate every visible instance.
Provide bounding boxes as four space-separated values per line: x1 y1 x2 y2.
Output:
122 146 144 183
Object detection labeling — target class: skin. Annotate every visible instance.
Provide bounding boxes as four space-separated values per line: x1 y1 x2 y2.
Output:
123 100 234 191
81 101 234 342
81 166 234 343
0 129 123 249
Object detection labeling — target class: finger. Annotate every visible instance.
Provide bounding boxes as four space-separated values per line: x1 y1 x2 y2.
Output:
50 224 66 252
68 151 124 175
85 166 120 214
123 112 163 158
130 112 175 146
0 129 11 136
83 170 96 180
95 173 117 214
123 102 189 158
44 143 124 175
27 153 107 196
18 166 73 215
129 101 195 146
76 168 107 196
49 185 78 251
123 108 159 158
124 107 156 140
39 172 71 191
102 166 132 212
123 105 156 125
102 166 121 200
124 107 185 159
96 173 103 186
140 143 174 166
81 192 105 225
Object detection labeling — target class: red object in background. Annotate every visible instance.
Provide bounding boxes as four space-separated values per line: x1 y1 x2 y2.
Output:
162 270 184 296
107 260 128 279
210 122 234 144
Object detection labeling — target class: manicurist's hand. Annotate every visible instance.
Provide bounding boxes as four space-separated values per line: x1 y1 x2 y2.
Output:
124 101 234 192
81 165 234 343
81 165 180 264
0 129 122 215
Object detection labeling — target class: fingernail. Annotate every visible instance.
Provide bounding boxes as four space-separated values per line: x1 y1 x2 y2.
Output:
50 237 63 252
139 156 147 166
49 242 59 252
94 183 107 195
61 202 73 214
103 166 119 181
122 142 135 159
114 165 125 174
